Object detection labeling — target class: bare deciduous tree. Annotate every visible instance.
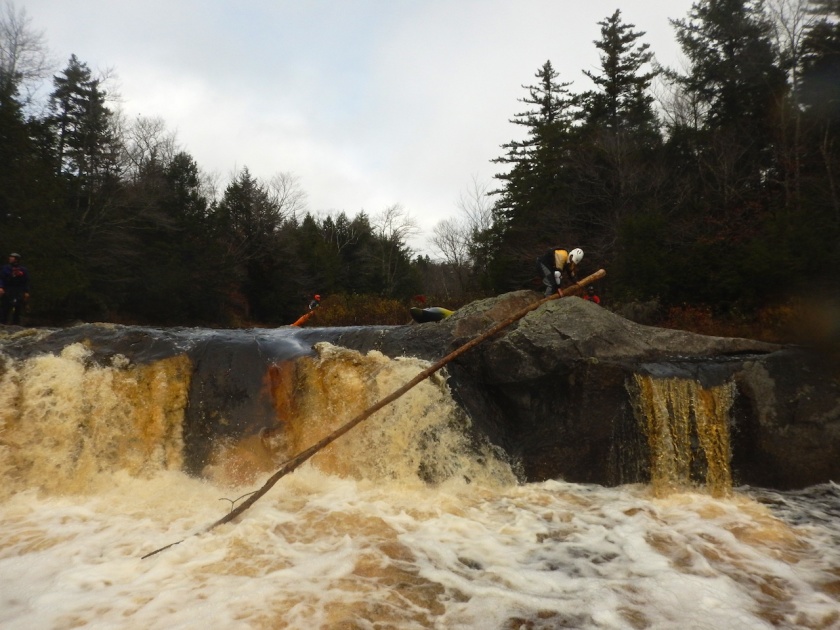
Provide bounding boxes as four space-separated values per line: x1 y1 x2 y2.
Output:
0 1 52 103
766 0 817 215
428 177 495 298
431 218 469 265
373 203 419 243
373 203 418 296
317 210 362 253
265 171 307 223
457 175 494 236
121 115 178 178
430 218 471 298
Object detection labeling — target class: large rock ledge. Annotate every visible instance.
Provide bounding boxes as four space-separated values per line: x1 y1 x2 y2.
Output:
333 292 839 490
1 291 837 490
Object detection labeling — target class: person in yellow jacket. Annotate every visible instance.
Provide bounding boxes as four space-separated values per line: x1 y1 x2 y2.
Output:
536 246 583 297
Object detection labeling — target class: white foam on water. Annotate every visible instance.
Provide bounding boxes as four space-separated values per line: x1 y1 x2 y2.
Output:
1 341 839 629
2 470 840 629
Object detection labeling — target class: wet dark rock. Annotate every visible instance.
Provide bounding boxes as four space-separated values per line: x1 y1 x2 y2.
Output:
2 292 838 490
332 292 840 490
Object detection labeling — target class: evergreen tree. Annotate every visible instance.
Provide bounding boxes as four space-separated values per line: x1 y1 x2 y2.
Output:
574 10 664 279
319 211 375 292
582 10 659 136
117 151 229 324
213 168 292 322
0 56 31 222
215 168 278 259
370 204 421 298
48 55 120 210
671 0 786 133
667 0 787 220
795 2 840 287
492 61 575 222
0 20 73 322
490 60 577 290
340 212 380 295
296 212 336 294
799 6 840 129
664 0 790 306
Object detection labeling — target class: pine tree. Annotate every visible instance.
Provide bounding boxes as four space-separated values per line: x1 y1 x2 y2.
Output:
47 55 121 219
799 5 840 128
214 168 288 321
670 0 786 136
574 10 664 272
664 0 791 305
797 1 840 279
490 60 577 290
582 9 659 136
492 61 575 224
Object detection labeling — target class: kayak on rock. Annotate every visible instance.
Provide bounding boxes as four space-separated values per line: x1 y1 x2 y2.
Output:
410 306 454 323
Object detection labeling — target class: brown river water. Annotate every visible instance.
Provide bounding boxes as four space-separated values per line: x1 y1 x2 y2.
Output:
1 338 838 629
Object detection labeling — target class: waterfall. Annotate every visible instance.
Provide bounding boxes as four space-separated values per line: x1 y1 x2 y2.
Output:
0 343 191 498
0 340 516 496
632 373 735 497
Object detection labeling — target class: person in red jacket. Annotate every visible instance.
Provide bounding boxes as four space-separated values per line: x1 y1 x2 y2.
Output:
583 285 601 305
0 253 30 325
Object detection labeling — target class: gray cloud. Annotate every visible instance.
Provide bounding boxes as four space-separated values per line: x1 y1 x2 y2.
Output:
24 0 694 255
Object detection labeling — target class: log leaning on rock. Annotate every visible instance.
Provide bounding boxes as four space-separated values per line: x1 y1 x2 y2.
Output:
141 269 607 559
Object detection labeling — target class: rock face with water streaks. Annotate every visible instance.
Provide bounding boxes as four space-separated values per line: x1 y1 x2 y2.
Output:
334 292 840 490
1 291 838 490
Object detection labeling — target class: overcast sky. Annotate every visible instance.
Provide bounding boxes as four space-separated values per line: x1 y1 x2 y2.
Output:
23 0 695 256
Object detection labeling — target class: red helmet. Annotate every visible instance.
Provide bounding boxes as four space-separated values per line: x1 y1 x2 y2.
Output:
314 295 321 300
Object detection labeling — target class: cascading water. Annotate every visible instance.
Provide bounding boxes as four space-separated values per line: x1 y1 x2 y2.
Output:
632 374 735 498
0 344 191 497
0 340 515 495
199 342 517 489
1 334 839 629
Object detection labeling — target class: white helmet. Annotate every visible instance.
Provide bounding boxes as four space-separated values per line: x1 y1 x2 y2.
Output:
568 248 584 265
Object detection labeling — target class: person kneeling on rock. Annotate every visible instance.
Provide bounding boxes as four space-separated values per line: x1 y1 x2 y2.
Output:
536 246 583 297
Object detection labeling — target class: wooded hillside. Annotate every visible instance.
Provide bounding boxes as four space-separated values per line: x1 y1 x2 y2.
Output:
1 1 838 328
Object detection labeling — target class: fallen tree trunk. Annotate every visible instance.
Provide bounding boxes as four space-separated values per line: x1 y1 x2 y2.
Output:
141 269 606 559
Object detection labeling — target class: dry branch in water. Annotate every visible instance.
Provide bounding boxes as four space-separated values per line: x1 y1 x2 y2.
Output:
141 270 607 559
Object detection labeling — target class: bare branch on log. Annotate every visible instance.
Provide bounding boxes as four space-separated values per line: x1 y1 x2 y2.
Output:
141 270 607 559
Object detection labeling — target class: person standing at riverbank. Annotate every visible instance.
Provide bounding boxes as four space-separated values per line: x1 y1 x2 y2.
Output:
0 253 31 325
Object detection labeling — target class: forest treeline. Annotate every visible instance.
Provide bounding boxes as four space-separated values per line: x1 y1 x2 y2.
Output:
1 0 838 328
